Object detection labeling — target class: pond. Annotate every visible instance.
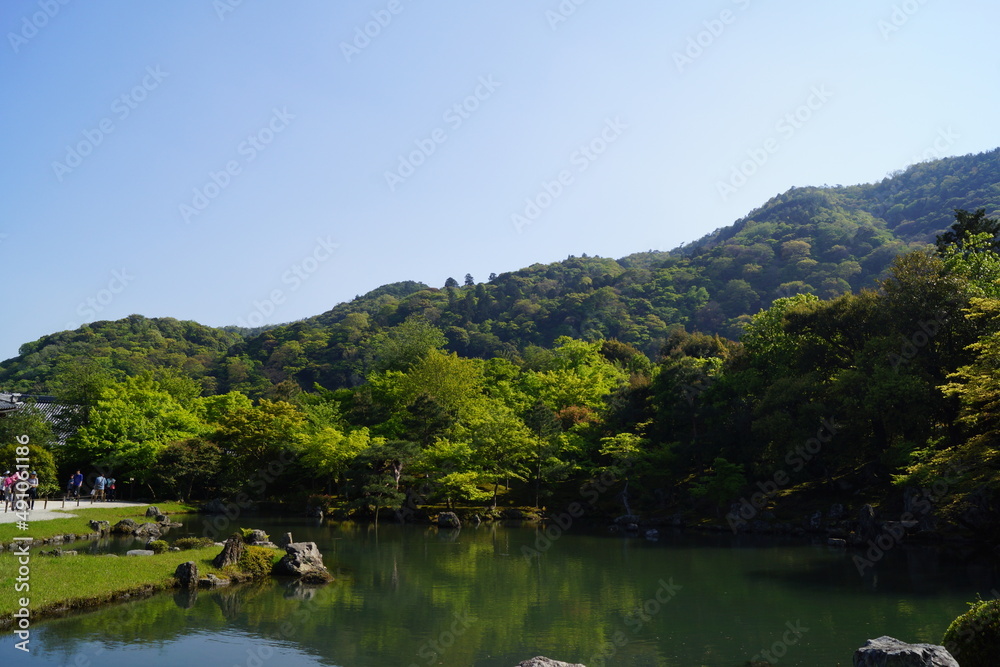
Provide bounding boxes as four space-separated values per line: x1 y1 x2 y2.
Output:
4 515 998 666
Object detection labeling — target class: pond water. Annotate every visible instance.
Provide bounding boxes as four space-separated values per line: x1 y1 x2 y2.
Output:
4 515 998 666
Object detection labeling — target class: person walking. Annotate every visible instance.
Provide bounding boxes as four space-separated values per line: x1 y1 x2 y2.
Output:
106 476 116 501
27 471 39 510
70 470 83 498
93 473 106 501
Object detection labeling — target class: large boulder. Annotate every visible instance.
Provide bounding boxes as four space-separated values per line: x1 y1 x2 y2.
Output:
245 529 277 548
174 561 198 588
438 512 461 529
853 636 958 667
515 658 586 667
111 519 138 535
274 542 333 582
145 506 161 518
89 519 111 534
212 535 246 569
202 498 227 514
133 522 162 539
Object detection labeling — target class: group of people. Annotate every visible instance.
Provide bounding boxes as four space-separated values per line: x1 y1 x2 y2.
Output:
2 470 39 510
66 470 117 501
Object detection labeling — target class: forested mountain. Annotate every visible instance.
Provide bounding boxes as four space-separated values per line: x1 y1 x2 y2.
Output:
3 149 999 395
4 149 1000 540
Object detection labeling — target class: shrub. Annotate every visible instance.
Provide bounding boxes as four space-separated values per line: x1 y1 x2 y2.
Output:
147 540 168 554
943 598 1000 666
173 537 215 550
238 546 276 578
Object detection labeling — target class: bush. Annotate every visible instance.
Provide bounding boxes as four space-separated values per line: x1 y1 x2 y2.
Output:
943 599 1000 666
237 546 276 578
173 537 215 550
147 540 168 554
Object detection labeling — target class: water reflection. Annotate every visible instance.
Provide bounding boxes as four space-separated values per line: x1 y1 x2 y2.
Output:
5 516 997 667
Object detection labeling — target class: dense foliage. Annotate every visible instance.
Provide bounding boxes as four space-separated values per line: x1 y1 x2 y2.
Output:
2 149 1000 539
943 599 1000 667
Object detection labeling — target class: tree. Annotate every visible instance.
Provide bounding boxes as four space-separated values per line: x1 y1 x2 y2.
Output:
211 399 306 493
464 273 475 286
444 277 459 288
66 374 204 491
690 457 746 514
935 208 1000 255
156 438 223 500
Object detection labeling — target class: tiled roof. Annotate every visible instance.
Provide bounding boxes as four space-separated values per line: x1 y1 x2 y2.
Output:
0 393 79 445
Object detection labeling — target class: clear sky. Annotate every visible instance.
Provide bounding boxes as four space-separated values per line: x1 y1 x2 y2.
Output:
2 0 997 362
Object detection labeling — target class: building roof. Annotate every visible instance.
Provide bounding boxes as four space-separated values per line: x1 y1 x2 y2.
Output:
0 393 79 445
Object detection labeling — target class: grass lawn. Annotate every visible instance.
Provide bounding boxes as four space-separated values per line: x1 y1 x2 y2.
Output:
0 501 199 544
0 544 282 619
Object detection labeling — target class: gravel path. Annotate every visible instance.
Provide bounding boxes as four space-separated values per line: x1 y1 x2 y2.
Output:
0 499 151 523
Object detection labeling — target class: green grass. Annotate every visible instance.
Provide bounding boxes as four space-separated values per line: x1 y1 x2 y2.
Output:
0 544 282 618
0 501 199 543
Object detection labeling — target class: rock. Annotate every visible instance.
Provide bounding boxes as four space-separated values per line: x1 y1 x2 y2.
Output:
134 522 162 539
515 658 586 667
829 503 845 521
112 519 138 535
198 574 230 588
853 636 958 666
828 538 847 548
175 561 199 588
245 529 277 548
470 514 482 526
202 498 227 514
438 512 462 529
145 506 160 518
858 504 880 543
502 509 526 520
645 529 660 540
169 547 181 551
279 532 294 549
212 535 246 569
625 523 639 533
274 542 333 582
41 548 77 556
89 520 111 533
126 550 155 556
306 506 324 519
614 514 642 526
807 510 823 530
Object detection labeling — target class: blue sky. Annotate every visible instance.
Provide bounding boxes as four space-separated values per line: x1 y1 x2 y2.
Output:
1 0 997 362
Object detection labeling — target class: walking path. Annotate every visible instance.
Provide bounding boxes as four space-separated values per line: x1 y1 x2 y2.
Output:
0 499 150 523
